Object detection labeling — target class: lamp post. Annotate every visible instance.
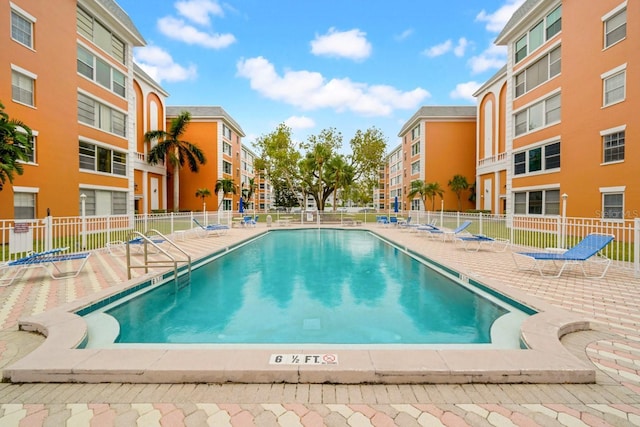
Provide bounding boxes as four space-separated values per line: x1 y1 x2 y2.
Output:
561 193 568 249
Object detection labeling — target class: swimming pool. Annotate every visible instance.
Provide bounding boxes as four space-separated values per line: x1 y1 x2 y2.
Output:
85 229 530 347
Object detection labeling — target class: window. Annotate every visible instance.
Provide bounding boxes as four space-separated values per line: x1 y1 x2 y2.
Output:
79 141 127 176
223 160 232 174
513 141 560 175
11 8 34 49
514 5 562 64
77 6 126 64
77 93 127 137
604 8 626 48
411 125 420 140
602 193 623 219
222 124 232 140
603 70 625 106
11 70 34 106
80 189 127 215
14 192 35 219
514 47 561 98
223 142 232 156
411 142 420 156
77 45 126 97
411 160 420 174
20 133 36 163
514 93 561 136
546 6 562 39
513 189 559 215
603 131 625 163
222 199 232 211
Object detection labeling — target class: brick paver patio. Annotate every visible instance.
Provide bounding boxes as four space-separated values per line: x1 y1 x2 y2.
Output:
1 223 639 425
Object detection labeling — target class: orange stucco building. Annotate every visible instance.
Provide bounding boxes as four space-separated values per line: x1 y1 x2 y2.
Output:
165 106 246 213
395 107 477 212
1 0 168 219
477 0 637 219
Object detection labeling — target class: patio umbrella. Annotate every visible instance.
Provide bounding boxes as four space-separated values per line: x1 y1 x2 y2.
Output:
394 196 398 213
239 197 244 214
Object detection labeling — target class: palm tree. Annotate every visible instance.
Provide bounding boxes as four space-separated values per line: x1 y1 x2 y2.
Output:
241 177 257 210
215 178 237 211
195 188 211 212
448 174 470 212
425 182 444 211
145 111 206 211
406 180 429 210
326 155 355 211
0 101 33 191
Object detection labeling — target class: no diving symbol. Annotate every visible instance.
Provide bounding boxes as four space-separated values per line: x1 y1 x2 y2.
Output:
322 354 337 364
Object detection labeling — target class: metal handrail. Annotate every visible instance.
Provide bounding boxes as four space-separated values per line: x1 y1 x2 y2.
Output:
125 230 191 287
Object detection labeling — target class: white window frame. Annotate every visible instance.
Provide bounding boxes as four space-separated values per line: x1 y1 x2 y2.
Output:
514 5 562 64
11 65 36 107
513 140 561 176
76 5 126 64
79 139 128 177
10 3 35 49
222 160 232 175
223 141 232 156
513 91 561 137
600 125 626 164
411 125 420 140
79 187 128 216
77 91 127 137
222 124 232 140
16 129 37 164
600 186 625 221
13 186 38 219
411 142 420 156
512 187 560 216
514 45 561 98
410 160 420 175
77 43 126 98
601 64 626 107
603 3 627 49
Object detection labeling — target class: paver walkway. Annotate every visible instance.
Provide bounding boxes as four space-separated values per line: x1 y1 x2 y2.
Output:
1 224 640 425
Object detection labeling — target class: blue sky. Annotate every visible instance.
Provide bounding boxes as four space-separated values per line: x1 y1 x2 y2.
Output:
115 0 525 152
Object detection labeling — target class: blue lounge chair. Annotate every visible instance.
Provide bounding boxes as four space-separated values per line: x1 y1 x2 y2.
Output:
376 215 388 225
421 220 472 241
242 215 257 227
0 248 91 286
107 236 166 255
513 233 614 278
193 218 230 237
457 234 510 252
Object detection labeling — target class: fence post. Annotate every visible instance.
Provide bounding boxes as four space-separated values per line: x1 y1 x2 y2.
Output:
634 218 640 277
478 211 483 235
80 193 87 250
171 212 175 234
43 214 53 251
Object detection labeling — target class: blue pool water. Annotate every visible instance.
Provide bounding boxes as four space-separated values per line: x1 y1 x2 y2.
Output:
103 229 517 345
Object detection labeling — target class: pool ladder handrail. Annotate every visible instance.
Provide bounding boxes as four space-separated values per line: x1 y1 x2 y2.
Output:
125 229 192 287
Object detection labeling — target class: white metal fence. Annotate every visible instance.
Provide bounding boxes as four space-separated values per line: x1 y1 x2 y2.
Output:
1 210 637 274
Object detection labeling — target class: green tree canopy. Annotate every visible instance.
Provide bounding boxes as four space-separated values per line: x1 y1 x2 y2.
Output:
0 102 33 191
214 178 237 211
448 174 470 211
145 111 206 211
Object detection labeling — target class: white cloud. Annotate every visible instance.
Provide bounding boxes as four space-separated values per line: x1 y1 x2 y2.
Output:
284 116 316 130
134 45 197 83
468 44 506 74
476 0 527 33
395 28 414 41
158 16 236 49
236 56 430 117
175 0 223 26
424 38 469 58
310 28 372 61
453 38 469 57
423 40 452 57
450 81 482 102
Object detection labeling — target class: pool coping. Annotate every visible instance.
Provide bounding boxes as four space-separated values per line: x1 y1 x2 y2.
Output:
2 228 597 384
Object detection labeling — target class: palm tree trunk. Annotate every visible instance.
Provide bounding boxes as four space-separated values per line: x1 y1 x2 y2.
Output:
173 167 180 212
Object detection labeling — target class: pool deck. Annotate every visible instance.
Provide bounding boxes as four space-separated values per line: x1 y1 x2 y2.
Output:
1 223 640 425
